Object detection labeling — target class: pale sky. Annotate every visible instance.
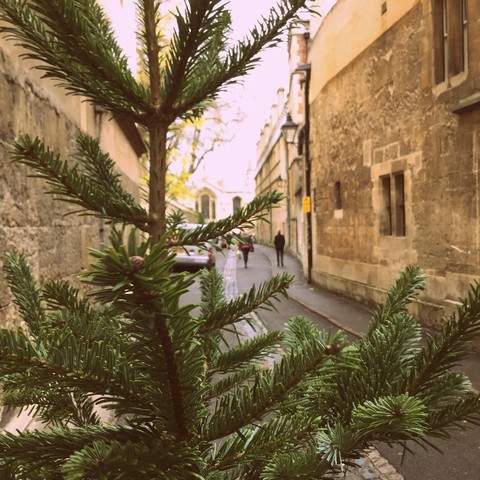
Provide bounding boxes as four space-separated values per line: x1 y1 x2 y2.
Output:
102 0 293 189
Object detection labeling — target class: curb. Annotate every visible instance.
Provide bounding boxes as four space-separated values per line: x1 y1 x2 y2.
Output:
258 243 364 339
288 293 364 339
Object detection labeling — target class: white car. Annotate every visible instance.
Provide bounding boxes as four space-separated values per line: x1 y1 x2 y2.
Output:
170 223 216 271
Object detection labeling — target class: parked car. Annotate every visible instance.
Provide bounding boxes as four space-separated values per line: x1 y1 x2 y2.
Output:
170 223 216 271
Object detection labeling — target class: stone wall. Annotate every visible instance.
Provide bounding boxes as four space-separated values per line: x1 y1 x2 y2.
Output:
0 43 142 328
308 0 480 328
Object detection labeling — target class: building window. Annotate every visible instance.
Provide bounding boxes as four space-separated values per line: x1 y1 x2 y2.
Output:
334 181 342 210
380 172 405 236
233 196 242 212
201 194 210 219
433 0 468 84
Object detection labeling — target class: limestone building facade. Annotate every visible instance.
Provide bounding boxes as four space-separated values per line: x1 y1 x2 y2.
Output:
307 0 480 327
255 23 309 258
255 89 289 246
0 41 144 327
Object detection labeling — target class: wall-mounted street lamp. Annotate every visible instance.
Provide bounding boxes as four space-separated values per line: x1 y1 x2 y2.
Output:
281 113 298 145
281 113 298 255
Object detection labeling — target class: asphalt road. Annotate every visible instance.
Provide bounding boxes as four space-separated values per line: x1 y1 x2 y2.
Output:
183 248 480 480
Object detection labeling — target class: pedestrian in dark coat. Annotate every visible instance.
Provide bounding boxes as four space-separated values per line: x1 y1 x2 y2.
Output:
274 230 285 267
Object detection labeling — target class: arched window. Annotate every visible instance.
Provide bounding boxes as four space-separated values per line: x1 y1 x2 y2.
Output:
201 194 210 218
233 196 242 212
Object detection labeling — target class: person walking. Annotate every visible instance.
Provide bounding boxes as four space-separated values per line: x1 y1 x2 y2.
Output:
238 234 253 268
274 230 285 267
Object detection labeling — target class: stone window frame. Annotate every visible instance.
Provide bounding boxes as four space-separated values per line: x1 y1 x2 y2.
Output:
371 152 416 242
432 0 468 90
368 143 421 263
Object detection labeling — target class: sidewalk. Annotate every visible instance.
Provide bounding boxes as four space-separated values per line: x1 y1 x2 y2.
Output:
254 244 404 480
256 243 373 338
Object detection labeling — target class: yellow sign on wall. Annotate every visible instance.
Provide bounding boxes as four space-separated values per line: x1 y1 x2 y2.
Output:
303 195 311 213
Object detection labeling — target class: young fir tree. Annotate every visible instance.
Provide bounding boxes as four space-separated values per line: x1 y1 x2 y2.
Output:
0 1 480 479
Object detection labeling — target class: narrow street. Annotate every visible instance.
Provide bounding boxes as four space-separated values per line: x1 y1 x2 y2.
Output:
218 248 350 338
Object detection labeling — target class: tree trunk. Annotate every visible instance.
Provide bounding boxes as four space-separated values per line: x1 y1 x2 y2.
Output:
149 123 168 244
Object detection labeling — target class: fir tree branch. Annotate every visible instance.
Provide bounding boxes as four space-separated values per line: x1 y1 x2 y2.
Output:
209 331 283 375
61 437 200 480
207 365 259 399
209 412 318 474
204 338 329 441
414 371 472 407
161 0 232 115
1 388 101 428
2 251 46 338
316 423 360 468
200 272 293 333
0 0 150 119
0 423 174 477
10 135 149 229
323 311 422 422
260 450 332 480
42 279 98 317
425 393 480 438
42 281 123 346
351 394 428 440
154 312 189 439
367 264 426 336
409 281 480 397
82 242 183 311
0 326 155 420
166 0 311 120
198 267 227 320
173 191 285 247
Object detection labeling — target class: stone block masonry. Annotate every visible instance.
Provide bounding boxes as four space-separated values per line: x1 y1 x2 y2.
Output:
0 41 142 328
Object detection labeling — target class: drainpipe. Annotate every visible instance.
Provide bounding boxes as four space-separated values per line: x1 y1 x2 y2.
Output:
294 62 312 283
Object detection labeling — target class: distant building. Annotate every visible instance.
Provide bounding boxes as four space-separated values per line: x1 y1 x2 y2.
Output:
255 89 289 246
255 21 309 257
189 173 255 224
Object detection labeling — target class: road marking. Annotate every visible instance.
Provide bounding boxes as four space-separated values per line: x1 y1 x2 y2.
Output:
223 251 238 300
223 254 279 368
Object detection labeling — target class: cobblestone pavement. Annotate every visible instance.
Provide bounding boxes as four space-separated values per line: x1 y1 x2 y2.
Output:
346 448 404 480
222 251 404 480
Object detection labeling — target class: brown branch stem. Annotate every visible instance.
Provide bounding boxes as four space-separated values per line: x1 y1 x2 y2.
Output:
155 313 188 439
148 123 168 243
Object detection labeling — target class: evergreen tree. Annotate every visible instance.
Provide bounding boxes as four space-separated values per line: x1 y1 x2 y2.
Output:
0 1 480 479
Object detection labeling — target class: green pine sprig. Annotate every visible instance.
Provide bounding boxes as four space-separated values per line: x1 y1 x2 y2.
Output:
0 0 150 118
10 134 149 229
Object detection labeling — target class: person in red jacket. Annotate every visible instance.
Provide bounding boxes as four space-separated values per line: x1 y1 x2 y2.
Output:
238 234 253 268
